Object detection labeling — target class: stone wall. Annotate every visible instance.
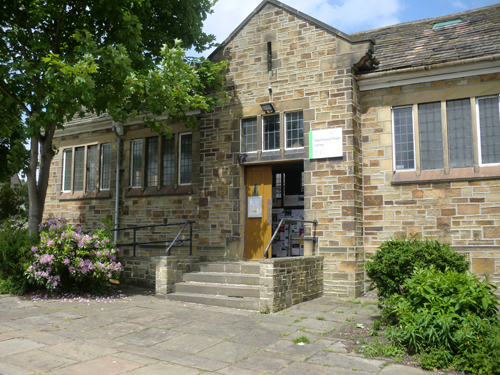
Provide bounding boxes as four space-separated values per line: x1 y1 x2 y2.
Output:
155 256 200 295
202 2 372 296
259 256 323 313
120 256 156 288
360 73 500 290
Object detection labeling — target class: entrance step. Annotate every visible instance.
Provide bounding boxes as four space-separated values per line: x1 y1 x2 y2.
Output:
166 262 261 311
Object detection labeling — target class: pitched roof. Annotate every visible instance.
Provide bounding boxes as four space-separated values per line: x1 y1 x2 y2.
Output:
208 0 373 60
351 3 500 73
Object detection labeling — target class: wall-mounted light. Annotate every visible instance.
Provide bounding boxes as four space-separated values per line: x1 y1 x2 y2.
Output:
260 103 275 114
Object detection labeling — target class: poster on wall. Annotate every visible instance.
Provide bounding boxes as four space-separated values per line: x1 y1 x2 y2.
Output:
248 196 262 218
309 128 343 159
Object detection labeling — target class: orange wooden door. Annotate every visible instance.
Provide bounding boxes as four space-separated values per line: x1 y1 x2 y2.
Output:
245 166 272 260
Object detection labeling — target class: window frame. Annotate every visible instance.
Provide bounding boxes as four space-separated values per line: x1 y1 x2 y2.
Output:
61 142 110 194
130 139 144 188
178 132 192 186
476 94 500 167
391 105 417 172
241 116 259 153
284 111 304 150
262 114 280 152
100 143 112 190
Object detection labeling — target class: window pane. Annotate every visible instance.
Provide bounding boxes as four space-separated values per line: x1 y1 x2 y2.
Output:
146 137 158 187
393 107 415 170
478 97 500 164
419 102 444 170
447 99 473 168
63 150 72 191
162 136 175 186
179 134 192 184
131 140 143 187
286 111 304 148
263 114 280 150
100 144 111 190
241 117 258 152
73 147 85 191
86 145 98 191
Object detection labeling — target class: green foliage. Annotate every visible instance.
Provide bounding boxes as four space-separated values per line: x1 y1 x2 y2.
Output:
361 338 405 359
0 220 37 294
365 236 469 299
0 182 28 222
25 217 121 294
1 0 229 235
385 267 500 374
292 336 310 344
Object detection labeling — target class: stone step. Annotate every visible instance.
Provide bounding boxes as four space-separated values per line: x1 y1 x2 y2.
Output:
166 293 260 311
183 272 260 286
199 262 260 275
174 282 260 298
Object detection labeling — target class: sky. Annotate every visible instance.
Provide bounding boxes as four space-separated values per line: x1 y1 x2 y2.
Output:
192 0 500 57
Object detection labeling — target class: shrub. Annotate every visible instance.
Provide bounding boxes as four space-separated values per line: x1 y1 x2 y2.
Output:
386 267 500 374
25 217 121 293
0 182 28 222
365 236 469 299
0 220 37 294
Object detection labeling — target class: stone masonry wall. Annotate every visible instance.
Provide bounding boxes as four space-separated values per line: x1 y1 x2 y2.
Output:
360 73 500 289
259 255 323 313
202 2 369 295
120 256 156 288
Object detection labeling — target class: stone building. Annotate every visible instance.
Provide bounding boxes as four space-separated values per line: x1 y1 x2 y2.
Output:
45 0 500 299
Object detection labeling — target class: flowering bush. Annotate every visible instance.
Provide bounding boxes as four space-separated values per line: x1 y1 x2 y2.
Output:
26 217 121 292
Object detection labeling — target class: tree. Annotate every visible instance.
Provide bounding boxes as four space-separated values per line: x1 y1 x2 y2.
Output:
0 0 228 236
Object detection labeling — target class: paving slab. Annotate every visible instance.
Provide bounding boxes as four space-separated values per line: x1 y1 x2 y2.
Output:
197 341 259 362
118 327 178 346
307 351 386 373
0 361 34 375
124 361 202 375
379 364 434 374
236 352 291 372
149 333 222 353
0 338 45 357
171 354 231 371
50 355 143 375
1 349 76 372
217 365 263 375
40 340 118 361
85 322 147 339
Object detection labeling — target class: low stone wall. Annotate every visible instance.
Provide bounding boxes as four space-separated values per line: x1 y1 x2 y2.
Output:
259 256 324 313
120 256 156 288
155 256 200 295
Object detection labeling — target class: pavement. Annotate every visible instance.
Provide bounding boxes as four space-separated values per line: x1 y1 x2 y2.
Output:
0 286 435 375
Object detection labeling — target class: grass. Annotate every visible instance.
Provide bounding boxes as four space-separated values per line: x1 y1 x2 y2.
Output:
316 316 325 321
292 336 310 344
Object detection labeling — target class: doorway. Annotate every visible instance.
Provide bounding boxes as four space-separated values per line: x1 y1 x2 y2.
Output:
245 166 272 260
245 162 305 260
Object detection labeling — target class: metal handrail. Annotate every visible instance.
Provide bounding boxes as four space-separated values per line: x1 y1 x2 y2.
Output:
112 220 195 257
264 218 318 258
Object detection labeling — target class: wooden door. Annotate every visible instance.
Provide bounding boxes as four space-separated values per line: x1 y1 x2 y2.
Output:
245 166 272 260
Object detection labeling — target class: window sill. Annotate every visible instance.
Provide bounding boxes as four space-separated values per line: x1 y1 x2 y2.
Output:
59 190 111 201
391 166 500 185
125 186 193 197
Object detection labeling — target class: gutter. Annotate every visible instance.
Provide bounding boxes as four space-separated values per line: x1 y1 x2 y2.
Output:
111 122 124 243
356 54 500 90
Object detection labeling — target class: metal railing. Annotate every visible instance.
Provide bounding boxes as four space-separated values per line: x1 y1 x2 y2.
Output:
112 220 195 257
264 218 318 258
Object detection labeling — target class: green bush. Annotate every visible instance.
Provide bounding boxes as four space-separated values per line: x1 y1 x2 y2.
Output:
0 182 28 222
386 267 500 374
365 236 469 299
0 220 37 294
25 217 121 294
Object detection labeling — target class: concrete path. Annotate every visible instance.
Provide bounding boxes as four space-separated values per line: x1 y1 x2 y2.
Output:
0 287 436 374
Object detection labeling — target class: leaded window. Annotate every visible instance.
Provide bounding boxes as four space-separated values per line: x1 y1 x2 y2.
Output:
285 111 304 148
263 114 280 151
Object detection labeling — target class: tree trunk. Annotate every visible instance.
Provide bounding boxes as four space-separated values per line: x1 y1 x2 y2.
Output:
27 124 56 236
